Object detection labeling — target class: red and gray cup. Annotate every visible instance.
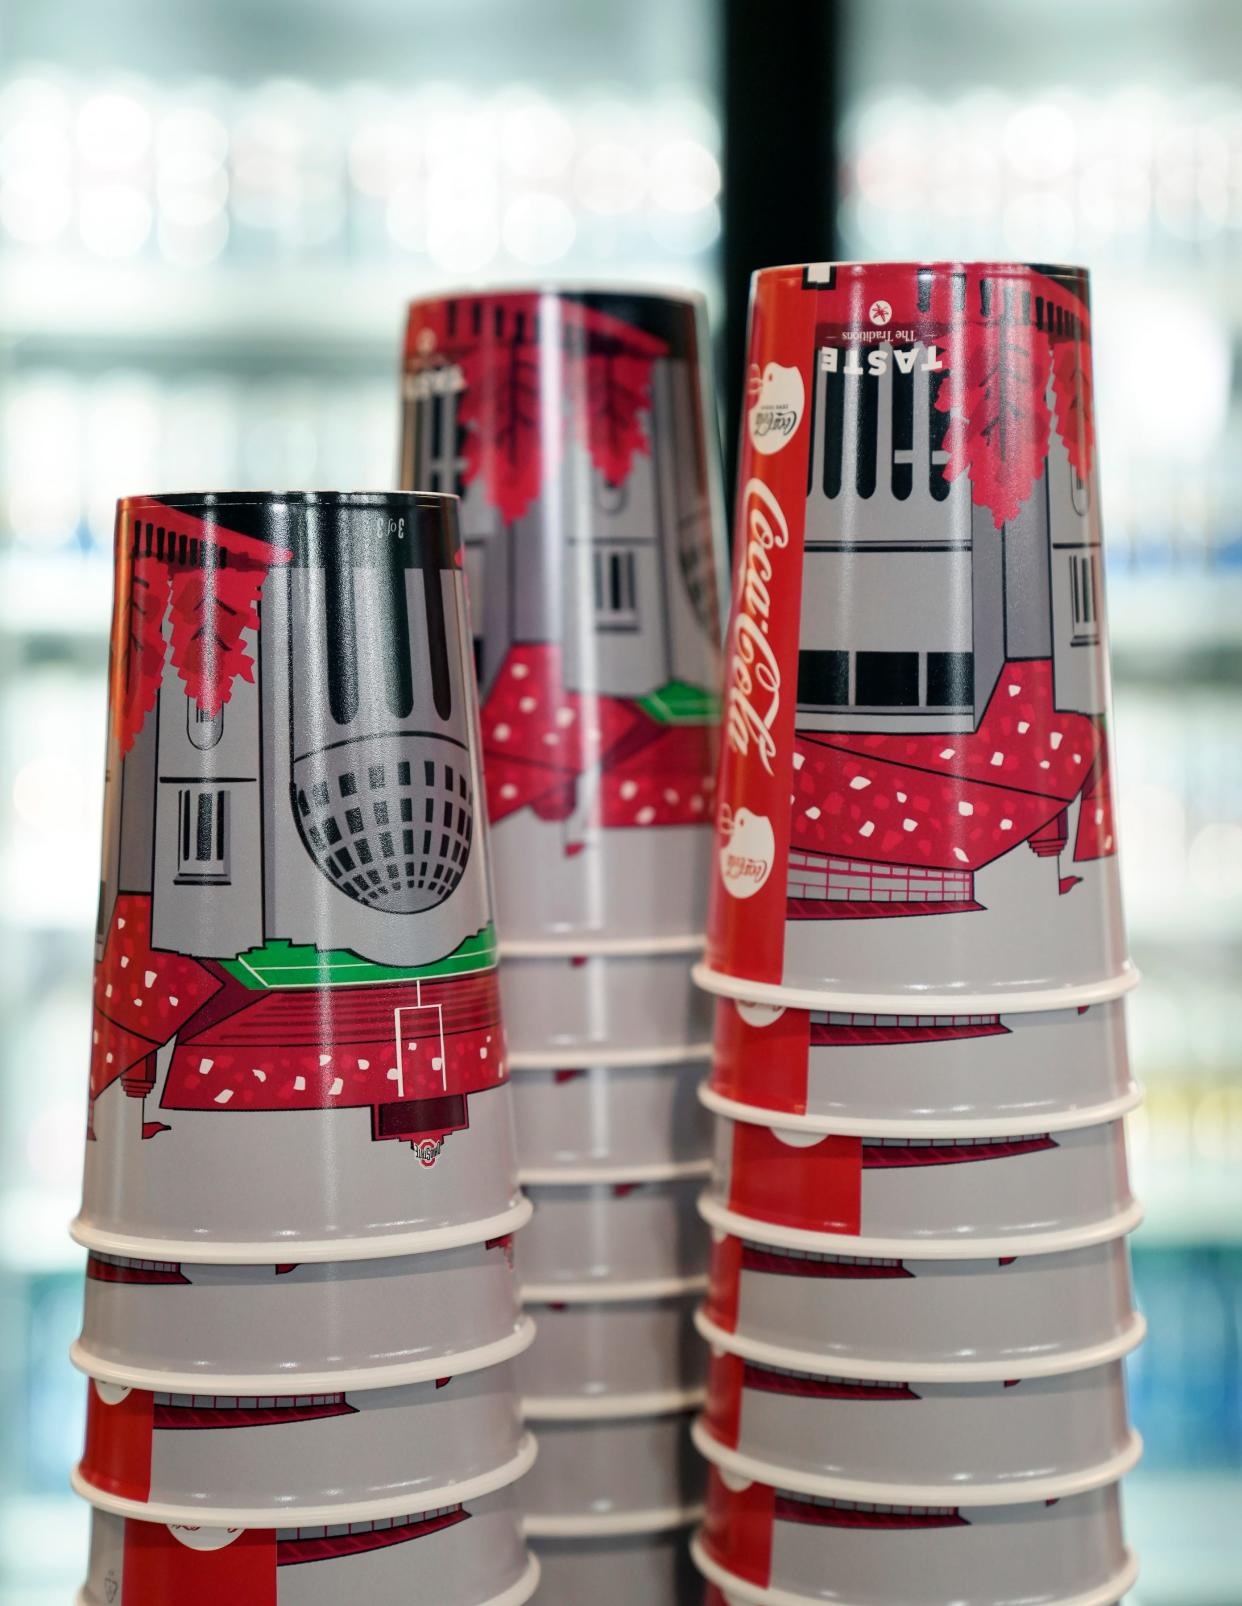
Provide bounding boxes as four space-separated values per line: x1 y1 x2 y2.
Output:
401 287 727 953
700 263 1134 1014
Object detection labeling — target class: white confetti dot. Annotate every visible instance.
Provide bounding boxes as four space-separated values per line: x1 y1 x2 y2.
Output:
500 783 518 800
328 1077 343 1096
556 707 575 727
1072 753 1082 764
319 1053 332 1066
169 996 179 1007
953 847 969 862
620 780 638 800
542 732 558 745
1095 807 1105 824
1050 732 1063 749
1039 760 1050 769
387 1067 401 1081
493 723 511 741
105 1052 114 1064
859 820 875 838
663 789 679 805
636 806 656 824
432 1056 443 1071
519 696 537 713
958 801 973 816
480 1045 488 1059
1017 721 1030 734
939 748 955 760
793 752 805 770
251 1069 266 1082
294 1075 306 1091
198 1058 213 1075
902 818 917 832
133 997 143 1007
896 792 907 803
144 970 156 988
116 917 126 929
1105 835 1114 850
849 776 871 790
511 662 529 679
990 752 1004 766
120 956 129 969
1000 818 1013 831
805 806 821 820
407 1041 419 1052
357 1058 369 1070
214 1088 233 1104
690 796 705 811
105 984 113 998
93 1031 99 1044
1007 683 1020 696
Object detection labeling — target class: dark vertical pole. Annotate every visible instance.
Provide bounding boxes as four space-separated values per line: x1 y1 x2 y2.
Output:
720 0 841 520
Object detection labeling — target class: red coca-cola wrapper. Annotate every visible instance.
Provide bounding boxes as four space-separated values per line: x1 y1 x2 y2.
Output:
701 263 1136 1014
401 288 727 952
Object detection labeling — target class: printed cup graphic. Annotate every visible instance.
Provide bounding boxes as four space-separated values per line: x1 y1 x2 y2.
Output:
693 1464 1134 1606
502 953 711 1062
521 1411 702 1533
76 1236 525 1390
80 1490 538 1606
77 492 521 1262
698 1345 1134 1501
747 362 806 456
401 287 727 949
704 263 1136 1013
704 1108 1136 1255
517 1296 704 1415
702 1230 1141 1379
76 1360 530 1521
512 1061 711 1182
707 996 1138 1132
532 1526 696 1606
517 1180 708 1300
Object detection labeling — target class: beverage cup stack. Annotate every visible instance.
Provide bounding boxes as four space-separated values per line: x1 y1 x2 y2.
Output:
690 263 1144 1606
402 286 728 1604
70 492 538 1606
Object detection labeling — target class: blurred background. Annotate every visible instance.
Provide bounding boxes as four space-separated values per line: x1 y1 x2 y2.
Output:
0 0 1238 1600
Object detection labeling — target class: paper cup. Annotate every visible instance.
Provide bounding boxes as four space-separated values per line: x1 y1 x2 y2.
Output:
402 287 727 950
521 1411 702 1534
702 1229 1142 1381
518 1180 708 1300
707 996 1138 1133
80 1491 538 1606
518 1296 704 1415
532 1527 696 1606
82 492 512 1262
75 1236 527 1392
705 262 1135 1013
693 1465 1135 1606
76 1072 523 1263
699 1347 1134 1502
704 1108 1137 1255
502 952 711 1062
76 1360 530 1522
512 1061 711 1181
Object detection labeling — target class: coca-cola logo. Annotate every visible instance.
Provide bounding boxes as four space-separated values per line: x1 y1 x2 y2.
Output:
724 478 788 777
718 804 775 900
747 361 804 456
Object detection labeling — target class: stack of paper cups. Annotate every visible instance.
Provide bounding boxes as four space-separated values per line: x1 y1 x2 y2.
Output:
690 263 1144 1606
69 492 538 1605
402 287 728 1604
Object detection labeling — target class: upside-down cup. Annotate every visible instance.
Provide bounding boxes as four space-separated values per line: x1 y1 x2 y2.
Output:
707 996 1138 1133
76 491 521 1263
697 1345 1137 1503
693 1465 1136 1606
503 953 711 1063
402 287 727 952
75 1235 527 1393
75 1359 533 1524
521 1410 703 1537
80 1493 538 1606
532 1527 696 1606
518 1179 708 1301
703 1104 1138 1256
703 262 1136 1014
517 1295 704 1416
701 1230 1143 1381
512 1060 711 1182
